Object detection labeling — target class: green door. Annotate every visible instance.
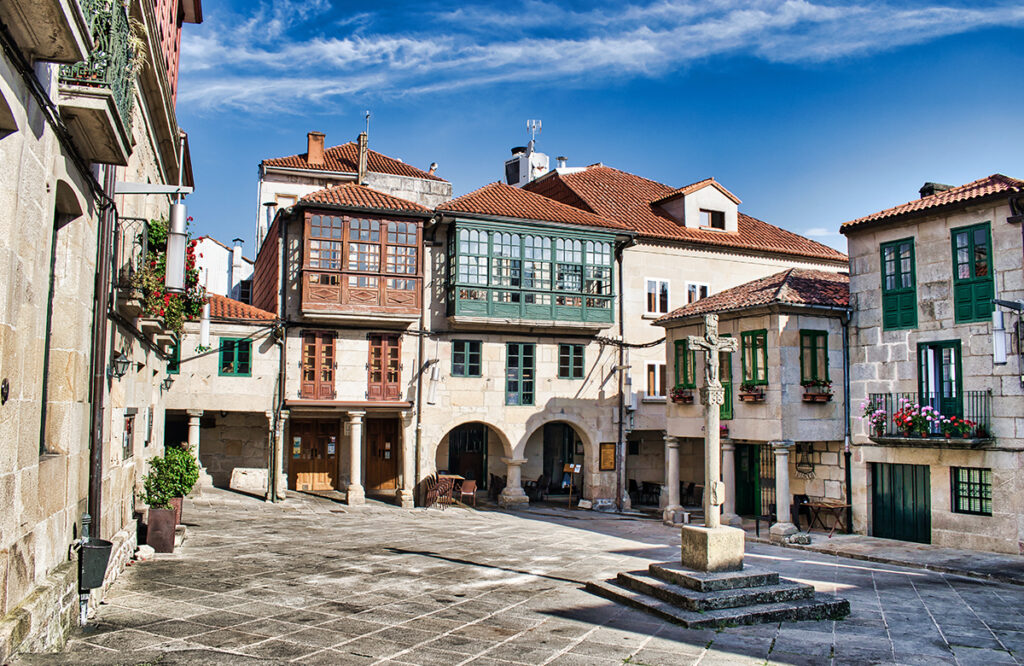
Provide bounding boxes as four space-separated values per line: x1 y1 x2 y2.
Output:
918 341 962 419
734 444 759 516
872 463 930 544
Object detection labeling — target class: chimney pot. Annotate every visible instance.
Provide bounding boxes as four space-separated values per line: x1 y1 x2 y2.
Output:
307 131 325 166
556 156 568 169
428 162 438 176
357 132 368 185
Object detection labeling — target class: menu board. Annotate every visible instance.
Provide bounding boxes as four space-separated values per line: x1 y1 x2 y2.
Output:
599 442 616 471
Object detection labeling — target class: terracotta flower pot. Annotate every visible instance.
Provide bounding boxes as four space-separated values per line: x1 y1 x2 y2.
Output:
169 496 183 526
147 508 176 553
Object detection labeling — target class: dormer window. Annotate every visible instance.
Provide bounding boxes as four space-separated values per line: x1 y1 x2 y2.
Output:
700 209 725 230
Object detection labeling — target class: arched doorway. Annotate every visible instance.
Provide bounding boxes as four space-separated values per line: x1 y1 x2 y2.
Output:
522 422 586 497
436 423 505 489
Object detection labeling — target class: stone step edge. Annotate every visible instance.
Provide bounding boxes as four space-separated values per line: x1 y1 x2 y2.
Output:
649 563 779 592
617 571 814 611
585 580 850 629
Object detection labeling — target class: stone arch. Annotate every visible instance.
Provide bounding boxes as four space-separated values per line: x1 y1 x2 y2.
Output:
514 411 597 460
429 419 514 492
432 417 515 459
514 412 601 500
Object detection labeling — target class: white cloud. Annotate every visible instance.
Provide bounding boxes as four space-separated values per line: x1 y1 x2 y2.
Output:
179 1 1024 112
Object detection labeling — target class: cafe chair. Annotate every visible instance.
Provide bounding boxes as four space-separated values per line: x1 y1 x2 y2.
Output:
459 479 477 507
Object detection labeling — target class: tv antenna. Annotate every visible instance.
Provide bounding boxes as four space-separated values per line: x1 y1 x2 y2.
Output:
527 119 542 143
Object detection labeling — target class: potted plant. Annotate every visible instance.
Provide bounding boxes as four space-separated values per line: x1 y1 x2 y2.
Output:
939 416 975 439
738 382 765 402
670 385 694 404
801 379 833 402
893 400 940 437
142 455 176 553
860 399 887 437
164 443 200 525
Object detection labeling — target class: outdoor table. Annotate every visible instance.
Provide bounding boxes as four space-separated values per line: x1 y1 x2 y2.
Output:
806 501 850 538
437 474 464 506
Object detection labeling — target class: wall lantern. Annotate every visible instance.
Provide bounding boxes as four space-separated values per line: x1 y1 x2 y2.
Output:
109 352 131 379
161 376 175 391
164 202 187 294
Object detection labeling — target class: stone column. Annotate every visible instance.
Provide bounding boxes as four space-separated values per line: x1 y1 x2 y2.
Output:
398 414 415 509
769 440 797 541
274 410 288 500
498 457 529 508
662 435 682 524
347 411 366 505
187 409 212 489
265 410 275 502
721 440 742 526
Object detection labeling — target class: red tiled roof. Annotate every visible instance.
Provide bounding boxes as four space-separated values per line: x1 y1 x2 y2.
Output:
841 174 1024 232
208 294 276 322
299 183 432 215
657 269 849 324
262 141 447 182
651 177 741 206
436 182 628 231
524 166 847 262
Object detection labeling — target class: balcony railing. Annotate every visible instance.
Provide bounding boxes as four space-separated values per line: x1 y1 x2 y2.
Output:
865 391 992 440
302 269 421 315
59 0 135 131
114 217 148 288
451 285 614 323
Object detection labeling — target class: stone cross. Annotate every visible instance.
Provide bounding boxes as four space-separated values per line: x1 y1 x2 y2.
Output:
688 314 738 529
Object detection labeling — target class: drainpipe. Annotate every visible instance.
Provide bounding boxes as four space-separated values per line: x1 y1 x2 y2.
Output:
415 220 440 505
615 238 630 512
842 311 853 534
87 167 118 534
272 209 288 501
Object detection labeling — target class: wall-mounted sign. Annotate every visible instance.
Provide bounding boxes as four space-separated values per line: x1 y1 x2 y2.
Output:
599 442 616 471
292 436 301 459
327 436 336 456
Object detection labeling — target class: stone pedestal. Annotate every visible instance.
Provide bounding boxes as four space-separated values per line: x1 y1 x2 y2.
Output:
498 457 529 508
769 440 797 542
680 525 745 573
721 440 742 527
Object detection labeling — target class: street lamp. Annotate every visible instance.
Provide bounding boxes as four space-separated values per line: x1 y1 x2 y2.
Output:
161 376 174 391
109 352 130 379
164 201 187 293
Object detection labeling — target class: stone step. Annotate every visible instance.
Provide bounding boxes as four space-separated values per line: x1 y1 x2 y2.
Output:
649 562 779 592
585 579 850 629
616 571 814 612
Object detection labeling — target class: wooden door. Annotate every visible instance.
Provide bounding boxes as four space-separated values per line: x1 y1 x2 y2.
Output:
289 419 339 491
301 332 336 399
365 418 399 491
872 463 930 544
368 334 401 401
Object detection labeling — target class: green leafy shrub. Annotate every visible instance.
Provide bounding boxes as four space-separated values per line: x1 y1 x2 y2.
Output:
142 455 174 510
164 444 200 496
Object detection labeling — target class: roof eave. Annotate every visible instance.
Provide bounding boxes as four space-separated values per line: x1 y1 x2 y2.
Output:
436 210 633 236
840 190 1018 236
657 301 851 328
297 200 434 218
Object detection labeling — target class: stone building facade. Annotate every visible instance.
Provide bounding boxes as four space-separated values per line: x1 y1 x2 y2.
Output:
657 270 851 537
0 0 201 659
841 175 1024 555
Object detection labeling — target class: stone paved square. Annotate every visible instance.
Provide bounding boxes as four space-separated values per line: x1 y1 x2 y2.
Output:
15 489 1024 665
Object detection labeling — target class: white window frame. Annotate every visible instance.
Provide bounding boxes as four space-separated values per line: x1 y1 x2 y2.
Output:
645 278 670 316
686 281 710 304
644 361 666 400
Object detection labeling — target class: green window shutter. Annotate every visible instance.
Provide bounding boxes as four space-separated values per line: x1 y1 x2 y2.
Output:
219 339 234 376
674 340 695 389
742 330 768 385
951 223 994 324
800 330 828 383
880 238 917 330
719 339 733 420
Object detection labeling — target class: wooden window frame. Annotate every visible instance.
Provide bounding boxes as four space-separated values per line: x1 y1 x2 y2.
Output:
740 329 768 386
218 338 252 377
645 361 667 399
368 333 402 401
301 331 336 399
505 342 535 406
451 340 482 378
699 209 725 230
686 282 710 304
951 467 992 516
951 222 995 324
880 238 917 330
674 339 696 389
558 343 585 380
645 278 669 315
799 330 828 383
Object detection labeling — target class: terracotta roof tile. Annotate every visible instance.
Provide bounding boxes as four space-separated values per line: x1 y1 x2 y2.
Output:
651 177 741 206
437 182 628 231
524 166 847 262
657 269 849 324
208 294 276 322
299 183 432 215
841 174 1024 232
262 141 447 182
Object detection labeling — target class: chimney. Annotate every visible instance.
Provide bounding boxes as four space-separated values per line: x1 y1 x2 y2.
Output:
556 156 568 169
356 131 368 185
307 131 325 166
919 182 953 198
428 162 438 176
231 238 244 295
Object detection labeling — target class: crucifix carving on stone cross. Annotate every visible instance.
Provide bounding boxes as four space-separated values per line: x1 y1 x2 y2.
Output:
688 314 738 530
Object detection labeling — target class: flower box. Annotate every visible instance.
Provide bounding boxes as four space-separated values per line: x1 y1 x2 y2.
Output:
669 386 694 404
802 392 833 403
738 389 765 402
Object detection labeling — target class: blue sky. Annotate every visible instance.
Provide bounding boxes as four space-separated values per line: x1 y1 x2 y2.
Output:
177 1 1024 254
